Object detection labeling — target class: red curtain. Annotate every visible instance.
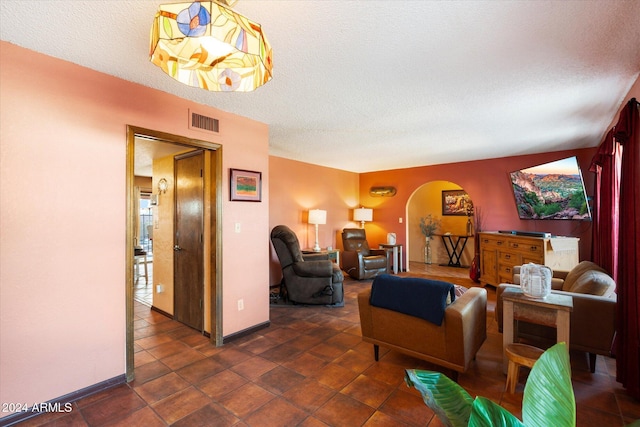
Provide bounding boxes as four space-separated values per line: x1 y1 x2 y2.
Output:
590 98 639 399
613 98 640 399
589 129 622 282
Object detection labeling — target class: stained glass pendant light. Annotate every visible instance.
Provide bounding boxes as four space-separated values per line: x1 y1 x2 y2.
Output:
150 1 272 92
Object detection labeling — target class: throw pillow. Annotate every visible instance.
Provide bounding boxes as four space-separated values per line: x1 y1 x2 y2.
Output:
446 285 468 305
569 270 616 297
562 261 607 292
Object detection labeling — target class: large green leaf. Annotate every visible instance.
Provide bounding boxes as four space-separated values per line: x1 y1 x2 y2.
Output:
405 370 473 427
522 342 575 427
469 396 525 427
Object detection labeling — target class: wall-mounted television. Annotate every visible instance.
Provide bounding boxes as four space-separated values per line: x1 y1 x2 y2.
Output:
509 156 591 220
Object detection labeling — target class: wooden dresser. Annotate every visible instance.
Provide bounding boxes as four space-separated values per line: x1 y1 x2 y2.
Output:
478 232 579 287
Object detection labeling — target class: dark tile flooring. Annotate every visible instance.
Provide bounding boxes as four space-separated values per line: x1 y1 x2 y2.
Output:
14 264 640 426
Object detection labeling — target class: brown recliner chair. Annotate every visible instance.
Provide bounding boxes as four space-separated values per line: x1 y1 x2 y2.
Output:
341 228 390 280
271 225 344 305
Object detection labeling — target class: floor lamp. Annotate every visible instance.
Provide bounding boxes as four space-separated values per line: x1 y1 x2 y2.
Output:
308 209 327 252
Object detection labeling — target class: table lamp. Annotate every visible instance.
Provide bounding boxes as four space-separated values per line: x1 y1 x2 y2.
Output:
308 209 327 252
353 207 373 228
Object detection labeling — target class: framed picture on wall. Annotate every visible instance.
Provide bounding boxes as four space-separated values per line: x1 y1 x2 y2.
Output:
230 168 262 202
442 190 468 216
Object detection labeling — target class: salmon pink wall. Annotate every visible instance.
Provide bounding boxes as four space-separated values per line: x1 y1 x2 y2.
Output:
0 41 269 411
359 148 598 270
268 156 359 285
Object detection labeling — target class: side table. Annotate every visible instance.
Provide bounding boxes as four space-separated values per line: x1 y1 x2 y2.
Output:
379 244 403 274
302 249 340 265
501 287 573 372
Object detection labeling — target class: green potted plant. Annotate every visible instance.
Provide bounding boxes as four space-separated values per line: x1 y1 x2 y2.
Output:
419 214 441 264
405 343 576 427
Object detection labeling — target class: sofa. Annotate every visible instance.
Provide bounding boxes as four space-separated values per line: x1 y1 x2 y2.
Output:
358 275 487 380
495 261 616 372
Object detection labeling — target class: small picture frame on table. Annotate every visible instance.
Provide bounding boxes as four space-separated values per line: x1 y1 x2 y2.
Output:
230 168 262 202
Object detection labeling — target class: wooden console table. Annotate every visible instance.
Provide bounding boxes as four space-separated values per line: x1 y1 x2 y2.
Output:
501 287 572 372
437 234 470 268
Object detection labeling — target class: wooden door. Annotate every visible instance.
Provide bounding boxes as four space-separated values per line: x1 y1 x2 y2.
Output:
174 150 204 331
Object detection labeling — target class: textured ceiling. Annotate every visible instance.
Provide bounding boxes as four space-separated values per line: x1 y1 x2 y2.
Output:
2 1 639 173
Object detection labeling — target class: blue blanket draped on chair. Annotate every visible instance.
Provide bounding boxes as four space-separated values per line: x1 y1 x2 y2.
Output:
369 274 455 326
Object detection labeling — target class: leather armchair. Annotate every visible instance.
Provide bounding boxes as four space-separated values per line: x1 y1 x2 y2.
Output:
270 225 344 305
495 263 616 372
358 280 487 380
341 228 390 280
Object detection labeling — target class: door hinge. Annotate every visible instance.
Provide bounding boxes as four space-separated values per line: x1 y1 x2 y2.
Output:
200 169 203 177
200 299 203 309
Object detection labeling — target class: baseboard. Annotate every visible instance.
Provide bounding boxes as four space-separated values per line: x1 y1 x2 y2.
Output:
223 320 270 343
150 305 173 319
0 374 126 427
150 305 269 344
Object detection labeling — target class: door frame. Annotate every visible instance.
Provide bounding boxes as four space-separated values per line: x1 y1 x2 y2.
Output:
125 125 223 382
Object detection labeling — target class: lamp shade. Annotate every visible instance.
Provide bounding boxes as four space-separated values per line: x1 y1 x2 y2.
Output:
353 208 373 222
308 209 327 225
150 1 273 92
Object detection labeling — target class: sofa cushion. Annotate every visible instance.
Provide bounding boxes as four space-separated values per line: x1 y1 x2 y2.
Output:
562 261 608 292
370 274 455 326
568 270 616 297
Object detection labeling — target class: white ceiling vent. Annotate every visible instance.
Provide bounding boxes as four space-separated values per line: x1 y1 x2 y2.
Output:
189 110 219 133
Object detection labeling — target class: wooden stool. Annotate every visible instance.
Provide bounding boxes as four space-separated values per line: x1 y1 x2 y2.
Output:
505 343 544 393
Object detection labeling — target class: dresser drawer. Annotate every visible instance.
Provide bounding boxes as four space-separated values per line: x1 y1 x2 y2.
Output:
508 239 543 255
499 263 517 279
521 254 544 265
480 235 507 248
499 251 519 265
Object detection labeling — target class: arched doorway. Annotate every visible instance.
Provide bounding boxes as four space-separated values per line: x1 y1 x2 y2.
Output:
406 180 475 271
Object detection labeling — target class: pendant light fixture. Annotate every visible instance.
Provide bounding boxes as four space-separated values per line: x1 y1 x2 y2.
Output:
150 1 273 92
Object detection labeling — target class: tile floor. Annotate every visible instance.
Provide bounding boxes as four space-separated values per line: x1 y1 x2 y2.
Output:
15 263 640 426
134 257 153 306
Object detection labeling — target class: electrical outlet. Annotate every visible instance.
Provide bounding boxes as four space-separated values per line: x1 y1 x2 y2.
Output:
399 217 403 223
237 299 244 311
235 222 241 233
156 284 164 293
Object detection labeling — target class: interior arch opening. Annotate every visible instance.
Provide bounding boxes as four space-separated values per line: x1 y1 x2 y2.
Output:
406 180 476 271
